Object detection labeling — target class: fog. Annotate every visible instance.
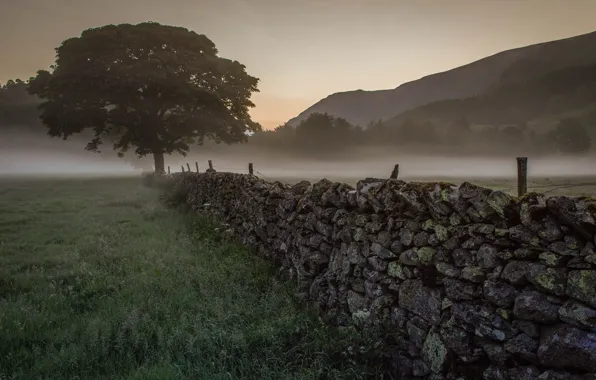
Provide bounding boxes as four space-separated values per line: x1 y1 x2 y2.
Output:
0 131 139 177
0 149 139 177
2 130 595 182
167 151 596 185
2 147 596 182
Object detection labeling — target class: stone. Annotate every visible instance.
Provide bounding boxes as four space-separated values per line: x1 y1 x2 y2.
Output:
513 291 559 322
527 264 567 296
428 233 440 246
400 249 420 266
497 249 513 260
547 196 596 240
505 333 539 362
478 244 500 269
453 248 475 267
435 262 461 278
399 280 442 325
387 262 413 280
470 223 495 235
482 342 509 365
434 224 449 242
422 330 448 374
413 231 430 247
346 290 368 314
537 370 585 380
371 242 396 259
391 352 413 380
461 266 486 283
400 228 414 246
581 242 596 257
567 257 592 269
390 239 404 255
558 300 596 331
538 324 596 372
407 320 427 349
483 280 518 308
444 278 480 301
412 359 431 377
510 225 540 246
367 256 388 272
539 251 567 267
353 227 367 242
495 228 509 237
512 320 540 338
538 217 564 242
548 241 579 257
566 270 596 308
514 248 540 259
501 261 530 285
507 366 541 380
390 307 408 329
418 247 436 264
440 322 480 361
452 303 514 342
483 366 507 380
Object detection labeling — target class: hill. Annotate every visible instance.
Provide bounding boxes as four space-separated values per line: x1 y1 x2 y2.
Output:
287 30 596 127
385 62 596 131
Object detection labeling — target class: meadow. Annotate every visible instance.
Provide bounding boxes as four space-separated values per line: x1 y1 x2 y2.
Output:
0 177 381 380
1 173 593 379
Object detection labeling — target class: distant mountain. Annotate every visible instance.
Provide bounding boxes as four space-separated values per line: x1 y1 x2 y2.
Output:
385 62 596 130
287 31 596 127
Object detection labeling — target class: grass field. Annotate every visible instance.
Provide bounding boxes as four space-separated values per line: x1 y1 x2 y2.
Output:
0 177 380 380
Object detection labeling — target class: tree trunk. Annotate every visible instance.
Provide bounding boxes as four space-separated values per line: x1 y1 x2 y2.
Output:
153 151 165 174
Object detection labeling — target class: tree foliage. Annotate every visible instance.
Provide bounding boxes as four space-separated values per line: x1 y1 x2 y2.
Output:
28 22 261 173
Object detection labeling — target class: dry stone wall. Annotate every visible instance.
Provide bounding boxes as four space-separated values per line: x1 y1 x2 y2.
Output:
168 172 596 380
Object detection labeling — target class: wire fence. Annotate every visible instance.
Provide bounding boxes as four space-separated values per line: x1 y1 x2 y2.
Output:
168 158 596 197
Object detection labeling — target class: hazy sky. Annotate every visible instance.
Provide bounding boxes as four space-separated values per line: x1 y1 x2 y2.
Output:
1 0 596 129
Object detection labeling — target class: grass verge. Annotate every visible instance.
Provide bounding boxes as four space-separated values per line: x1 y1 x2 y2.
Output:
0 177 382 380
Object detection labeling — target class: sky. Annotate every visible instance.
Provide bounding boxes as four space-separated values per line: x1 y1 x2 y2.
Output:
1 0 596 130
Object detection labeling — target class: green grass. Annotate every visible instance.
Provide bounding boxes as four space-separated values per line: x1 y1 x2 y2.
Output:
0 177 381 380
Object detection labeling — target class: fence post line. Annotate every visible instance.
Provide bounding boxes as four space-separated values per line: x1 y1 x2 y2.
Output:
167 166 171 175
186 163 191 172
248 163 254 175
195 162 199 173
516 157 528 197
390 164 399 179
181 165 185 173
208 160 214 170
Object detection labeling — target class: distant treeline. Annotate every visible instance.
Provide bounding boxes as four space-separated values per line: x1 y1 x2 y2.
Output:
247 112 592 157
1 78 593 160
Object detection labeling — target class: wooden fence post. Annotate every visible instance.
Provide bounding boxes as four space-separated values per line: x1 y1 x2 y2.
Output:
186 163 191 172
167 166 171 175
516 157 528 197
390 164 399 179
248 163 254 175
208 160 214 170
181 165 185 173
195 162 199 173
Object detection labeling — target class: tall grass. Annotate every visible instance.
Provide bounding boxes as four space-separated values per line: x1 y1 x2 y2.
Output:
0 177 385 380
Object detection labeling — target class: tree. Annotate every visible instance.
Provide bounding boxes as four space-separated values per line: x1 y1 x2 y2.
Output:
28 22 261 173
294 112 359 153
551 117 591 154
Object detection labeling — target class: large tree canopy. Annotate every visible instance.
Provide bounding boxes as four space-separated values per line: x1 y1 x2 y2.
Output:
28 22 261 173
